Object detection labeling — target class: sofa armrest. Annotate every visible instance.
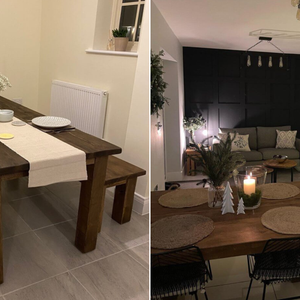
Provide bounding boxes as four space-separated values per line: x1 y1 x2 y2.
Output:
296 138 300 152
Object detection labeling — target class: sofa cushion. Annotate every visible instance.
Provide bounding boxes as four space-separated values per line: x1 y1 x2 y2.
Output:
231 134 251 152
257 126 291 149
233 150 263 162
219 127 257 150
276 130 297 149
259 148 300 160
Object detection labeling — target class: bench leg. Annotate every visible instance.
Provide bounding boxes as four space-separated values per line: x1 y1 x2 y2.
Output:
112 177 137 224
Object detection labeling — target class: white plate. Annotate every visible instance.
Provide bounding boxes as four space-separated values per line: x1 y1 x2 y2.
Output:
32 116 71 129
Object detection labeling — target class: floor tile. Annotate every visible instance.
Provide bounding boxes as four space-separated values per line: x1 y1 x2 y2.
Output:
45 181 81 211
206 256 249 287
35 219 121 269
273 281 300 299
72 251 149 300
2 202 31 239
101 206 149 250
125 242 149 270
4 272 94 300
2 178 43 202
9 191 76 230
0 232 67 295
205 281 276 300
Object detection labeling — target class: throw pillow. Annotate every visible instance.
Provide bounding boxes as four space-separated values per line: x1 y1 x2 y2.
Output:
276 130 297 149
217 133 228 143
230 133 251 152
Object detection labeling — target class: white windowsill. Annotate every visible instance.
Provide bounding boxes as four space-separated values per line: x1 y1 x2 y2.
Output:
86 49 138 57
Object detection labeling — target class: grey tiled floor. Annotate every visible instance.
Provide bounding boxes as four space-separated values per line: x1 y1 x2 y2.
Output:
0 178 149 300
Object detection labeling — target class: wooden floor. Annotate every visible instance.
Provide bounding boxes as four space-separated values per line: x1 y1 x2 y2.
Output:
0 178 149 299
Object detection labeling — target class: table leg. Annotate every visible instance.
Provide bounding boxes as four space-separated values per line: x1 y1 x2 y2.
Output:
112 177 137 225
186 156 191 175
271 172 273 183
0 180 3 283
274 169 277 183
291 167 294 182
75 155 108 253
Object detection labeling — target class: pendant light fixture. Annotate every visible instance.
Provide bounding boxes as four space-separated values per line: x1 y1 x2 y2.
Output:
246 37 285 68
258 56 262 67
268 56 273 68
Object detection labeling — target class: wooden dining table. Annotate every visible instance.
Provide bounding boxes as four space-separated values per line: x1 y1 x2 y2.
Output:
0 96 122 283
151 182 300 261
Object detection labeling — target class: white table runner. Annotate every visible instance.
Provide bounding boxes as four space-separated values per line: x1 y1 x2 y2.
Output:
0 117 87 187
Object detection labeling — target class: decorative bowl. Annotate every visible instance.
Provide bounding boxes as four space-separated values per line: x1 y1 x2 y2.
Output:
0 109 14 122
272 155 288 163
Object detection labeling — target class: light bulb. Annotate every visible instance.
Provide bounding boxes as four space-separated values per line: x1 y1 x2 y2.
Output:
297 8 300 20
247 55 251 67
258 56 262 67
268 56 272 68
279 57 283 68
291 0 299 7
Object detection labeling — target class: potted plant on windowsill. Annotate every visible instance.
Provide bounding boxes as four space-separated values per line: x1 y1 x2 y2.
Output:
112 28 129 51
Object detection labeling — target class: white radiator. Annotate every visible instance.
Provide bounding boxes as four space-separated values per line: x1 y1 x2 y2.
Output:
50 80 108 138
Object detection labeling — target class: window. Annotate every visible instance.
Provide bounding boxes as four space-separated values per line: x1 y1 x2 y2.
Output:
113 0 145 51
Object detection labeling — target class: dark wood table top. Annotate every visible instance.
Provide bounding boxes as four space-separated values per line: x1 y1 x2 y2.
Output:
0 96 121 176
151 182 300 260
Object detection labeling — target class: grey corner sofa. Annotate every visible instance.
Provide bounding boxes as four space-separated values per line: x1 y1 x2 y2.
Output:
218 126 300 171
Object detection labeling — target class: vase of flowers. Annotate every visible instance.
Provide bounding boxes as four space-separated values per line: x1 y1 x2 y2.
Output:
191 133 245 208
183 115 206 146
0 74 11 92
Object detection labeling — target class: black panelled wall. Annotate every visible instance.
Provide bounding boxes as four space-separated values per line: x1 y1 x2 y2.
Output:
183 47 300 142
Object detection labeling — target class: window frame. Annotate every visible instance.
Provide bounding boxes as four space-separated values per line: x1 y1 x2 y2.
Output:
111 0 145 52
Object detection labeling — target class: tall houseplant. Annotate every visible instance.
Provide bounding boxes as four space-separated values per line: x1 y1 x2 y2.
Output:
151 50 168 117
112 28 129 51
191 134 245 207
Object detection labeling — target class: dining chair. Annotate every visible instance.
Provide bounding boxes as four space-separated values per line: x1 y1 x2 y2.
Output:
151 246 212 300
246 237 300 300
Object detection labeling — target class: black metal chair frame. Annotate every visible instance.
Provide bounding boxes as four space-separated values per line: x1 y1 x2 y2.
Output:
151 246 212 300
246 237 300 300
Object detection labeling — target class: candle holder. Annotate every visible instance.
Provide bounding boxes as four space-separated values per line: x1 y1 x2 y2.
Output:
234 166 267 210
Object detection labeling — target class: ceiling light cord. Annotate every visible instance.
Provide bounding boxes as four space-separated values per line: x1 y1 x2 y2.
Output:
268 41 285 54
246 40 263 52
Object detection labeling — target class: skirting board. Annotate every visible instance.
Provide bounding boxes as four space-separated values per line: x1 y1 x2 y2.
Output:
106 187 149 215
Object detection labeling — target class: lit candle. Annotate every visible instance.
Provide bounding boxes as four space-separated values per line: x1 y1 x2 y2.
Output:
244 175 256 195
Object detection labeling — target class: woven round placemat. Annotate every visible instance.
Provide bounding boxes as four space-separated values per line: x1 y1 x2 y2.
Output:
260 183 300 199
151 214 214 249
261 206 300 234
158 188 208 208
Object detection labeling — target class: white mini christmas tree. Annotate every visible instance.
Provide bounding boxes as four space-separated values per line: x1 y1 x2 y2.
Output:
237 198 245 215
222 182 235 215
224 182 234 206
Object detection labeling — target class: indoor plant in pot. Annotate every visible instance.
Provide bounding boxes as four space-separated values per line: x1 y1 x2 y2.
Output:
112 28 129 51
183 115 206 146
191 133 245 208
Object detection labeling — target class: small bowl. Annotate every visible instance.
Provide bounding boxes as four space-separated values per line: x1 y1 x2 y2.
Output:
0 109 14 122
273 154 288 163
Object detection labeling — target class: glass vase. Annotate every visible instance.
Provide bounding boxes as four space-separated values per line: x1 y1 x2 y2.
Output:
234 166 267 210
208 185 224 208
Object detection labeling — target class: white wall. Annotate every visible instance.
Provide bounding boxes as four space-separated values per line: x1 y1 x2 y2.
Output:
151 2 185 186
0 0 42 110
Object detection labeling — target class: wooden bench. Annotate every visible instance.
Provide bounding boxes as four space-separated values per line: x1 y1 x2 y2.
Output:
98 156 146 232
